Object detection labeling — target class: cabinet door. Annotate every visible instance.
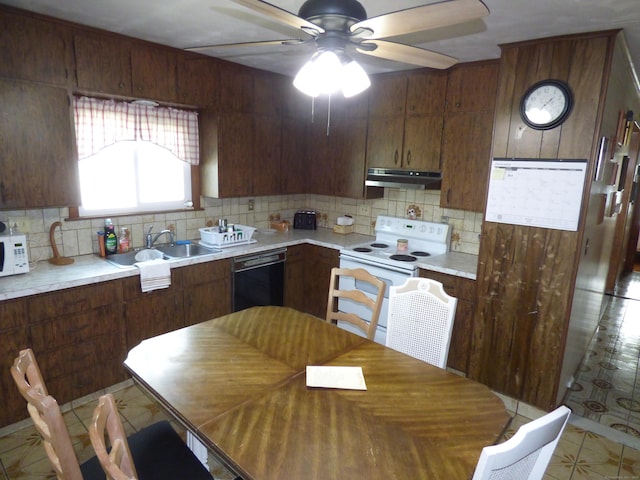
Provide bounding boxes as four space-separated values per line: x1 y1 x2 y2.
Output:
306 115 334 195
403 114 443 172
177 55 220 107
124 288 184 351
253 114 282 195
440 111 493 211
304 244 339 318
254 72 283 115
181 260 232 326
332 116 368 198
74 31 132 95
281 116 309 195
368 74 407 117
284 245 306 311
0 299 29 427
0 79 78 208
445 62 499 113
219 66 254 113
419 269 476 374
406 70 447 115
366 115 405 169
0 11 71 85
131 44 178 102
217 113 254 197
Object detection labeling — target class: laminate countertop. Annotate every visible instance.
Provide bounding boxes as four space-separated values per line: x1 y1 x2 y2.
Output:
0 228 478 302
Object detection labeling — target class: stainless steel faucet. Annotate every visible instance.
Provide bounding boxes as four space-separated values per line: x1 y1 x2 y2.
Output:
145 225 174 248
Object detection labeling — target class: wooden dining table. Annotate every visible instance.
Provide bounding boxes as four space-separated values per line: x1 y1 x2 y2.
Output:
124 306 511 480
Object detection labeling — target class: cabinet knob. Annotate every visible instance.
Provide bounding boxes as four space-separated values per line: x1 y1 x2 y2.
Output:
394 150 399 165
407 150 412 166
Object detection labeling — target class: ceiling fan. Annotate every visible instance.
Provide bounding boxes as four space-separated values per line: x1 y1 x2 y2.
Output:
189 0 490 97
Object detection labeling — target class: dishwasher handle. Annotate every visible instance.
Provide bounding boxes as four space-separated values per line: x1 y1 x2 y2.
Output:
232 249 287 272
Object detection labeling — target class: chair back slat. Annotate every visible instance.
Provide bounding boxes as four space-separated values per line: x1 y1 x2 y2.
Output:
326 267 386 340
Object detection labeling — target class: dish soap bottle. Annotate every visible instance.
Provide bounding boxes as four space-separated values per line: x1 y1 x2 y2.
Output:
119 227 130 253
104 218 118 255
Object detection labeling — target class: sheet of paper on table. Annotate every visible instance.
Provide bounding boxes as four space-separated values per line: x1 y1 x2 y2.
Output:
306 366 367 390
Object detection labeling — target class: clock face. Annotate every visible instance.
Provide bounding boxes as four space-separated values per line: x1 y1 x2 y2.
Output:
520 80 573 130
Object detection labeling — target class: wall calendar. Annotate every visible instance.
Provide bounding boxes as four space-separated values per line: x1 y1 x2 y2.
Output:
485 158 588 231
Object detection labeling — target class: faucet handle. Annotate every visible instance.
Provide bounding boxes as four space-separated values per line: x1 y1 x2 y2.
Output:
146 225 153 235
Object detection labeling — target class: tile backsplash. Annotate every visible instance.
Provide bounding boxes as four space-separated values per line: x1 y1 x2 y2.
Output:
2 188 482 264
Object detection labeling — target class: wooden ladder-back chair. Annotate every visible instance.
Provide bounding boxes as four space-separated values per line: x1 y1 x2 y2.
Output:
89 393 215 480
10 348 105 480
472 405 571 480
386 277 457 368
326 267 386 340
89 393 138 480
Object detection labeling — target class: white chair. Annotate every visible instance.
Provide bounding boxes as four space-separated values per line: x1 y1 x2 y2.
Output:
472 405 571 480
386 277 457 368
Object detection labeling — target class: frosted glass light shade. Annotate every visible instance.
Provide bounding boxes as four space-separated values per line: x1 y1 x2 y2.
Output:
293 50 370 98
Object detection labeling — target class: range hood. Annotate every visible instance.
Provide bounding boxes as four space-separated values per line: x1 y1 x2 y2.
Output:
365 168 442 190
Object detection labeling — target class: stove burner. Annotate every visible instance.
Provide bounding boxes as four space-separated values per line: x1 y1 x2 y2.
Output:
389 254 417 262
353 247 372 253
411 251 431 257
370 243 388 248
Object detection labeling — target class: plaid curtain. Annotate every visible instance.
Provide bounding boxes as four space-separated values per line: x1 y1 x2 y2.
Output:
73 96 199 165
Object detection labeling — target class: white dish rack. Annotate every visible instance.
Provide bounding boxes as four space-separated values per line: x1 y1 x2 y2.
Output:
199 225 257 248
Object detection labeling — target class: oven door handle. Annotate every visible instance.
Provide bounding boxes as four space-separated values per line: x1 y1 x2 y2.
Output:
339 254 415 275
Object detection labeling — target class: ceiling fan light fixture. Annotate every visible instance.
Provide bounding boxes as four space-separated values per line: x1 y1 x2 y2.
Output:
341 59 370 98
293 50 370 98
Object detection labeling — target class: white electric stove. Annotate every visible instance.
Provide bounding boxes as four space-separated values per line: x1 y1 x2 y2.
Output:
338 215 451 344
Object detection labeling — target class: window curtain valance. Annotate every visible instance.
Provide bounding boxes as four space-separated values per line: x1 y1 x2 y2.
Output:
73 96 200 165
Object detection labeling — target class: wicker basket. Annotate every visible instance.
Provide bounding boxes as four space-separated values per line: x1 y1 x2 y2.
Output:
333 224 354 234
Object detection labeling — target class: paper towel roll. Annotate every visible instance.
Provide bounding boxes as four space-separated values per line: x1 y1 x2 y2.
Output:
337 216 354 226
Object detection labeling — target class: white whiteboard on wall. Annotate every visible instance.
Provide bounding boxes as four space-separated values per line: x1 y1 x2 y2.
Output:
485 158 588 231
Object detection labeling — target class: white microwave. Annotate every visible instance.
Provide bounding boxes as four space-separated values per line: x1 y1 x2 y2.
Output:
0 233 29 277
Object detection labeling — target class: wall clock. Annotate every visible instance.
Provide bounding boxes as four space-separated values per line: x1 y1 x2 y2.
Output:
519 79 573 130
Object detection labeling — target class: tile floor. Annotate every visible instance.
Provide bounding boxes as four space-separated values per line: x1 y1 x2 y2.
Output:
1 270 640 480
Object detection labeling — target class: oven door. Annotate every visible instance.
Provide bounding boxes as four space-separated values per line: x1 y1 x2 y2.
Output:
337 255 416 345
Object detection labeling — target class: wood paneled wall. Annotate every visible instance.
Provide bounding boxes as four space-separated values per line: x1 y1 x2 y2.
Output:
468 31 616 410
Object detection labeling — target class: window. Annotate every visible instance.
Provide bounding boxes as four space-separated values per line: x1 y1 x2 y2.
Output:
73 96 199 216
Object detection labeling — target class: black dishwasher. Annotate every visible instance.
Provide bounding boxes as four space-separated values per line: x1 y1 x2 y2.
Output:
232 248 286 312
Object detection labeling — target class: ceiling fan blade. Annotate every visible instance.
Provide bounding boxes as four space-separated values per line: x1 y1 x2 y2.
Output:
229 0 324 34
186 39 305 52
357 40 458 70
352 0 489 39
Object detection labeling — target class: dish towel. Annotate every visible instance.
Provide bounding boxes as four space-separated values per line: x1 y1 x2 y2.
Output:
135 259 171 293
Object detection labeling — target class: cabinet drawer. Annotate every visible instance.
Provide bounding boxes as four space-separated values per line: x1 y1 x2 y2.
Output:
30 304 121 351
180 259 230 288
418 269 475 301
28 281 121 320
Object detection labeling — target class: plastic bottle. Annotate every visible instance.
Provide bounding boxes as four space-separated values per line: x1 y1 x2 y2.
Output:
119 227 130 253
104 218 118 255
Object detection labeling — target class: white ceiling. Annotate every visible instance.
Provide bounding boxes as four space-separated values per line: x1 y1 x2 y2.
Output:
4 0 640 77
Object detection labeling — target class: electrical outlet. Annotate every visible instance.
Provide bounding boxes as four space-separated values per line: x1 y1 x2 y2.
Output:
8 217 31 233
358 204 371 216
248 199 255 211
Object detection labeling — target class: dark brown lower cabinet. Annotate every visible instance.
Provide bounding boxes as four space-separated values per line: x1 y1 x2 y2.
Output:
0 298 29 427
0 259 233 428
419 269 476 373
303 244 339 318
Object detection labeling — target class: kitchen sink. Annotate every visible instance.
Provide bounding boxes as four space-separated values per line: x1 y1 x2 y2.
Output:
105 244 220 268
105 250 168 267
156 243 221 258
